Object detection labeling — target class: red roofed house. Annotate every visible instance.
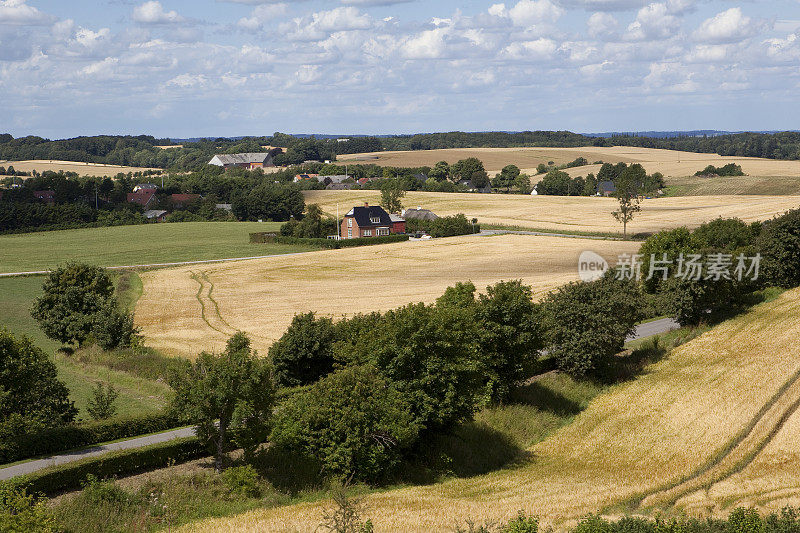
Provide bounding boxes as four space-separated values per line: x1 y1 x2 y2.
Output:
127 189 156 208
34 190 55 204
170 194 201 209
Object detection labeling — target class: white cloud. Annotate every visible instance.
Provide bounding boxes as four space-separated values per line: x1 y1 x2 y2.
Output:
282 6 370 41
503 38 558 59
0 0 54 26
685 44 728 63
508 0 563 27
587 12 618 39
133 1 185 24
237 3 287 31
626 3 680 41
81 57 119 77
402 27 448 59
167 73 207 87
693 8 757 44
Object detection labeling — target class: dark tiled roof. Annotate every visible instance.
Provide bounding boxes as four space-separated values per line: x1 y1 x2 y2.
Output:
346 205 392 227
599 181 616 192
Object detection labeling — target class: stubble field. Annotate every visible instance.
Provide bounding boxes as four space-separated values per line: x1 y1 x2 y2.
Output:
304 190 800 235
135 234 640 358
0 159 159 177
179 287 800 532
338 146 800 187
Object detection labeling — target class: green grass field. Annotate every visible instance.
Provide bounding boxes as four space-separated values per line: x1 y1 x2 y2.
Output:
0 221 297 273
0 274 170 419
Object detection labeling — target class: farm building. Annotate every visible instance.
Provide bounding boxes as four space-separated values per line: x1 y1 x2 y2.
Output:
327 183 355 190
341 203 405 239
127 189 156 208
33 190 55 204
144 210 168 222
208 152 276 170
293 174 320 183
598 181 617 197
170 193 201 209
389 214 407 234
402 207 438 221
133 183 158 192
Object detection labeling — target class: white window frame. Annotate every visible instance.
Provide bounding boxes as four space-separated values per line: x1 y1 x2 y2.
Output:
370 217 380 224
363 229 372 237
347 229 352 238
377 227 389 236
348 218 353 228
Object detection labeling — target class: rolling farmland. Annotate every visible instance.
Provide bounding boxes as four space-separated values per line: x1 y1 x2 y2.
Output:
304 190 800 235
135 234 640 358
338 146 800 185
179 287 800 532
0 159 159 177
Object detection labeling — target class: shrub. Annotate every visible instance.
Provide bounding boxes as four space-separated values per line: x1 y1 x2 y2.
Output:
221 465 263 498
91 298 139 350
543 276 643 377
269 312 337 387
501 511 539 533
86 383 120 421
758 209 800 288
0 484 59 532
249 233 409 248
406 214 479 238
337 303 487 432
271 365 419 482
81 474 131 505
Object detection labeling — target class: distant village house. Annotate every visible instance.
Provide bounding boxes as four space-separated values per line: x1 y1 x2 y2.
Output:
33 190 55 204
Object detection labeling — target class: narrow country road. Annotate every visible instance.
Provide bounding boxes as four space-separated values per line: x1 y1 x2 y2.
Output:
0 427 195 482
0 318 680 483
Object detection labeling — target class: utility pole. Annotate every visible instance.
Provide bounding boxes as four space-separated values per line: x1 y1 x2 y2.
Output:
95 184 98 209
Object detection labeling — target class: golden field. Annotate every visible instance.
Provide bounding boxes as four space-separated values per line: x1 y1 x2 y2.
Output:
179 288 800 532
0 159 159 177
338 146 800 184
304 190 800 235
135 234 639 358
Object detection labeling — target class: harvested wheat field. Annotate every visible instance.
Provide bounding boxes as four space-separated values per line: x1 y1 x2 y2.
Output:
179 288 800 533
339 146 800 184
305 190 800 235
135 234 639 358
0 160 159 177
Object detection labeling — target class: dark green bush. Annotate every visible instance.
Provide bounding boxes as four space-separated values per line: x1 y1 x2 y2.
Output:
271 365 419 482
220 465 263 498
758 209 800 288
250 233 409 248
269 312 337 387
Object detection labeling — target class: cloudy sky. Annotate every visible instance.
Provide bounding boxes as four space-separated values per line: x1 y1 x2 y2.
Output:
1 0 799 138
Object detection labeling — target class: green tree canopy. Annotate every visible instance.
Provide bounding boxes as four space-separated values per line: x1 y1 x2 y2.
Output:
269 312 337 387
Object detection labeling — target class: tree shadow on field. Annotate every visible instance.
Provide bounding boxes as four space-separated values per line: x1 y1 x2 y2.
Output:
402 422 528 484
510 381 583 417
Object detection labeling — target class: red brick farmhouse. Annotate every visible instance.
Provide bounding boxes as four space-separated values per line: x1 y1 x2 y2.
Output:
341 203 405 239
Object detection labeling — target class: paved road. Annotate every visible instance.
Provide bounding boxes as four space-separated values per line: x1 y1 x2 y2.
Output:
0 427 195 481
0 319 680 482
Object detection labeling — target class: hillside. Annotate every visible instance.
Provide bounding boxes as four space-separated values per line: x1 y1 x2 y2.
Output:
303 190 800 235
178 287 800 532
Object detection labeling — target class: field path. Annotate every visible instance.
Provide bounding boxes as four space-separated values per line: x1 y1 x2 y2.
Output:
190 271 239 337
640 365 800 510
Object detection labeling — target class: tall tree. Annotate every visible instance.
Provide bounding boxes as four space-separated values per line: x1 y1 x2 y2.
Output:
380 180 405 214
612 165 645 237
169 333 276 470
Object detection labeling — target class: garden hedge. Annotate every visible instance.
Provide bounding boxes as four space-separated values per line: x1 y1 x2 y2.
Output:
7 437 206 496
0 412 182 465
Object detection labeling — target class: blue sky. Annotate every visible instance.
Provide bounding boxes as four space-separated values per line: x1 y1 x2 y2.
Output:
1 0 799 138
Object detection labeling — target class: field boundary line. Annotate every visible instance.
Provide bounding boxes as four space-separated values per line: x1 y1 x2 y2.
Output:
201 271 238 333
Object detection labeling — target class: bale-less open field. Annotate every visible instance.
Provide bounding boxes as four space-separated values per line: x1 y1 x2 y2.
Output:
304 190 800 235
135 234 640 358
0 159 159 177
339 146 800 194
179 288 800 532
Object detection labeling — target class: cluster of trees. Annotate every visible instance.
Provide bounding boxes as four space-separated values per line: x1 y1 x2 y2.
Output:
535 163 664 202
279 204 337 238
640 210 800 326
694 163 745 177
169 275 642 482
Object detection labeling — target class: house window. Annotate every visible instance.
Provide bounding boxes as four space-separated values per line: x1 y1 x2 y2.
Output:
377 228 389 236
348 229 352 238
370 216 380 224
363 229 372 237
348 218 353 228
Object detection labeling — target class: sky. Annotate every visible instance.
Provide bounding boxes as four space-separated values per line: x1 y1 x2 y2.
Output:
1 0 799 139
